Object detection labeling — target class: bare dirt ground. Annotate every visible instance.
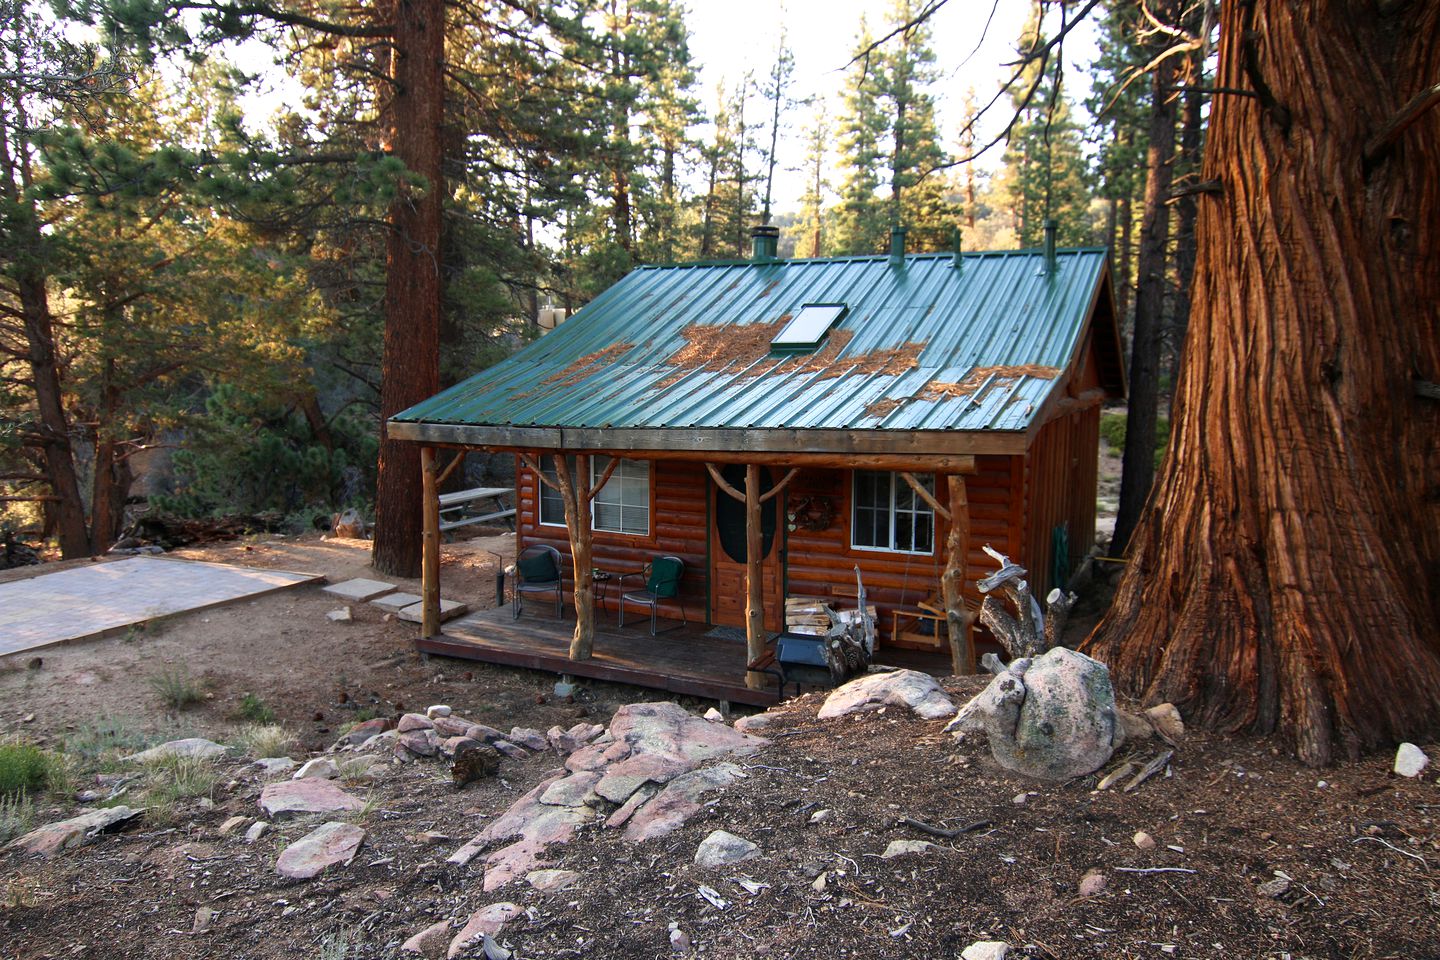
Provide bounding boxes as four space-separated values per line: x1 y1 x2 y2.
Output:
0 532 663 758
2 532 1438 960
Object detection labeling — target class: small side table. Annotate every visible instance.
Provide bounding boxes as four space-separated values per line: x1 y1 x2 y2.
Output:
592 568 642 623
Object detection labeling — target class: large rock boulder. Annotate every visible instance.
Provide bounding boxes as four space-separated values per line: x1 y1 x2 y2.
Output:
126 738 229 764
275 821 365 880
8 806 145 857
694 829 760 869
607 702 767 763
259 778 365 818
818 669 955 720
947 647 1124 781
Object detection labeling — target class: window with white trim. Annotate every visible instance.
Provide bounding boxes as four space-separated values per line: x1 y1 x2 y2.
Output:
537 462 565 527
535 457 650 536
591 457 649 535
852 470 934 554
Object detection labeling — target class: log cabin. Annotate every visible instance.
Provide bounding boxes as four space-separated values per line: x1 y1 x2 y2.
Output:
388 225 1125 704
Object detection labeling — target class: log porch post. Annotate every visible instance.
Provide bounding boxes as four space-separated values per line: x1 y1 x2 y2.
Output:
744 463 765 690
944 474 976 675
521 451 618 662
900 470 976 675
706 463 799 691
420 445 441 637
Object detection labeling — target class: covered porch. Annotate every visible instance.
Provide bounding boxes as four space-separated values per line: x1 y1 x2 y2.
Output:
420 604 951 707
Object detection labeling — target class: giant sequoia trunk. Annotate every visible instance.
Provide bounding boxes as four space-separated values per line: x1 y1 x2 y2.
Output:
372 0 444 577
1084 0 1440 765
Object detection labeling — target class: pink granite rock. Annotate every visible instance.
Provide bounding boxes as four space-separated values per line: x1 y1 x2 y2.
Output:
492 740 530 761
624 763 747 842
609 702 767 763
594 753 693 804
464 723 505 743
605 785 657 829
538 771 601 807
448 769 585 872
400 919 452 957
333 717 392 749
508 728 549 751
817 669 955 720
397 713 435 733
430 716 473 738
564 739 631 773
275 821 365 880
8 806 144 857
447 903 522 959
398 729 440 757
259 779 364 818
733 712 782 734
526 868 580 892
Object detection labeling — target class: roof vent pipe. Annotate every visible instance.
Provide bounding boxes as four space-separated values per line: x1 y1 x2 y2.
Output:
952 225 964 271
889 226 908 268
1042 218 1057 275
751 224 780 261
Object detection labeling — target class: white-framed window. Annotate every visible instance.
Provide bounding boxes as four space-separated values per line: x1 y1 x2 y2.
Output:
852 470 934 554
591 457 649 536
537 462 566 527
535 457 650 537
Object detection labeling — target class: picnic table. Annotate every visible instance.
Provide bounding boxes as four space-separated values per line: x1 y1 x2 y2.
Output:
439 486 515 532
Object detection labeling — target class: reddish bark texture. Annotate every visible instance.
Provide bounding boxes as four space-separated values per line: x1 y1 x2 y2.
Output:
372 0 444 577
1085 0 1440 765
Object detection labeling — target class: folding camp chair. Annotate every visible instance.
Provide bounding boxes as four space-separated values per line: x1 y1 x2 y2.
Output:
512 544 563 620
618 555 686 635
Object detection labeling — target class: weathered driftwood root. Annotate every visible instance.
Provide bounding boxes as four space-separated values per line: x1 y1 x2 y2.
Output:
976 545 1077 660
1043 587 1076 649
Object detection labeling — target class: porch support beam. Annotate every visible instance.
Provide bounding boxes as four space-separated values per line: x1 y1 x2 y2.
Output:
899 471 975 675
522 451 617 661
420 445 441 638
706 462 800 691
745 464 764 690
944 475 976 675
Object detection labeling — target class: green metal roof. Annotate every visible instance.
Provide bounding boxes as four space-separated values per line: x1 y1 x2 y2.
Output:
390 248 1118 449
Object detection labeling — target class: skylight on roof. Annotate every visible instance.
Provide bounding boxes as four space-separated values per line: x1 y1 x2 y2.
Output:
771 303 847 354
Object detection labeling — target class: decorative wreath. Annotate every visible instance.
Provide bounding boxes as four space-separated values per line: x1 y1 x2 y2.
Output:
787 496 836 532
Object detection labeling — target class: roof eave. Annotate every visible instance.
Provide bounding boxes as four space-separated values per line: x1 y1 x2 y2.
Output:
386 420 1029 457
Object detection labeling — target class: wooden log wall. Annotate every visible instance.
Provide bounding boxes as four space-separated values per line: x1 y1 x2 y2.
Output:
512 450 1080 653
783 456 1023 649
517 457 708 623
1022 405 1101 598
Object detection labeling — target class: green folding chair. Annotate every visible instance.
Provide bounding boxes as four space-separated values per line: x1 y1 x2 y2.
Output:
618 555 686 635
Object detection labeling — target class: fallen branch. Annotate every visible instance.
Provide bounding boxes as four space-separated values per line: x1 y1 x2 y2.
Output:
1124 750 1174 793
898 817 991 839
1114 867 1197 875
1352 836 1430 869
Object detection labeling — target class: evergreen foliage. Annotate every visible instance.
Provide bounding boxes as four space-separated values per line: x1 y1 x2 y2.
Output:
153 384 376 520
995 9 1096 248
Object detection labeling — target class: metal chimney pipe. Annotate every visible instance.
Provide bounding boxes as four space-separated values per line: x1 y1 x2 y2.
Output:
1043 218 1058 274
889 226 908 268
751 224 780 261
952 225 964 271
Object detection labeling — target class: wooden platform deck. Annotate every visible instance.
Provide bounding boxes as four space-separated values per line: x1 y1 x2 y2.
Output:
417 606 950 708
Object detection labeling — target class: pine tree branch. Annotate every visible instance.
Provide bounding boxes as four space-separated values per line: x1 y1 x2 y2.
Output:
173 1 394 38
1365 83 1440 166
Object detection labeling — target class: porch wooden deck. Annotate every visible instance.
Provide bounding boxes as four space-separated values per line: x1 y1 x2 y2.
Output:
417 606 951 707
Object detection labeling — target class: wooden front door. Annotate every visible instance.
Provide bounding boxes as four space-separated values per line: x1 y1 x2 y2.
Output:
709 464 784 630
